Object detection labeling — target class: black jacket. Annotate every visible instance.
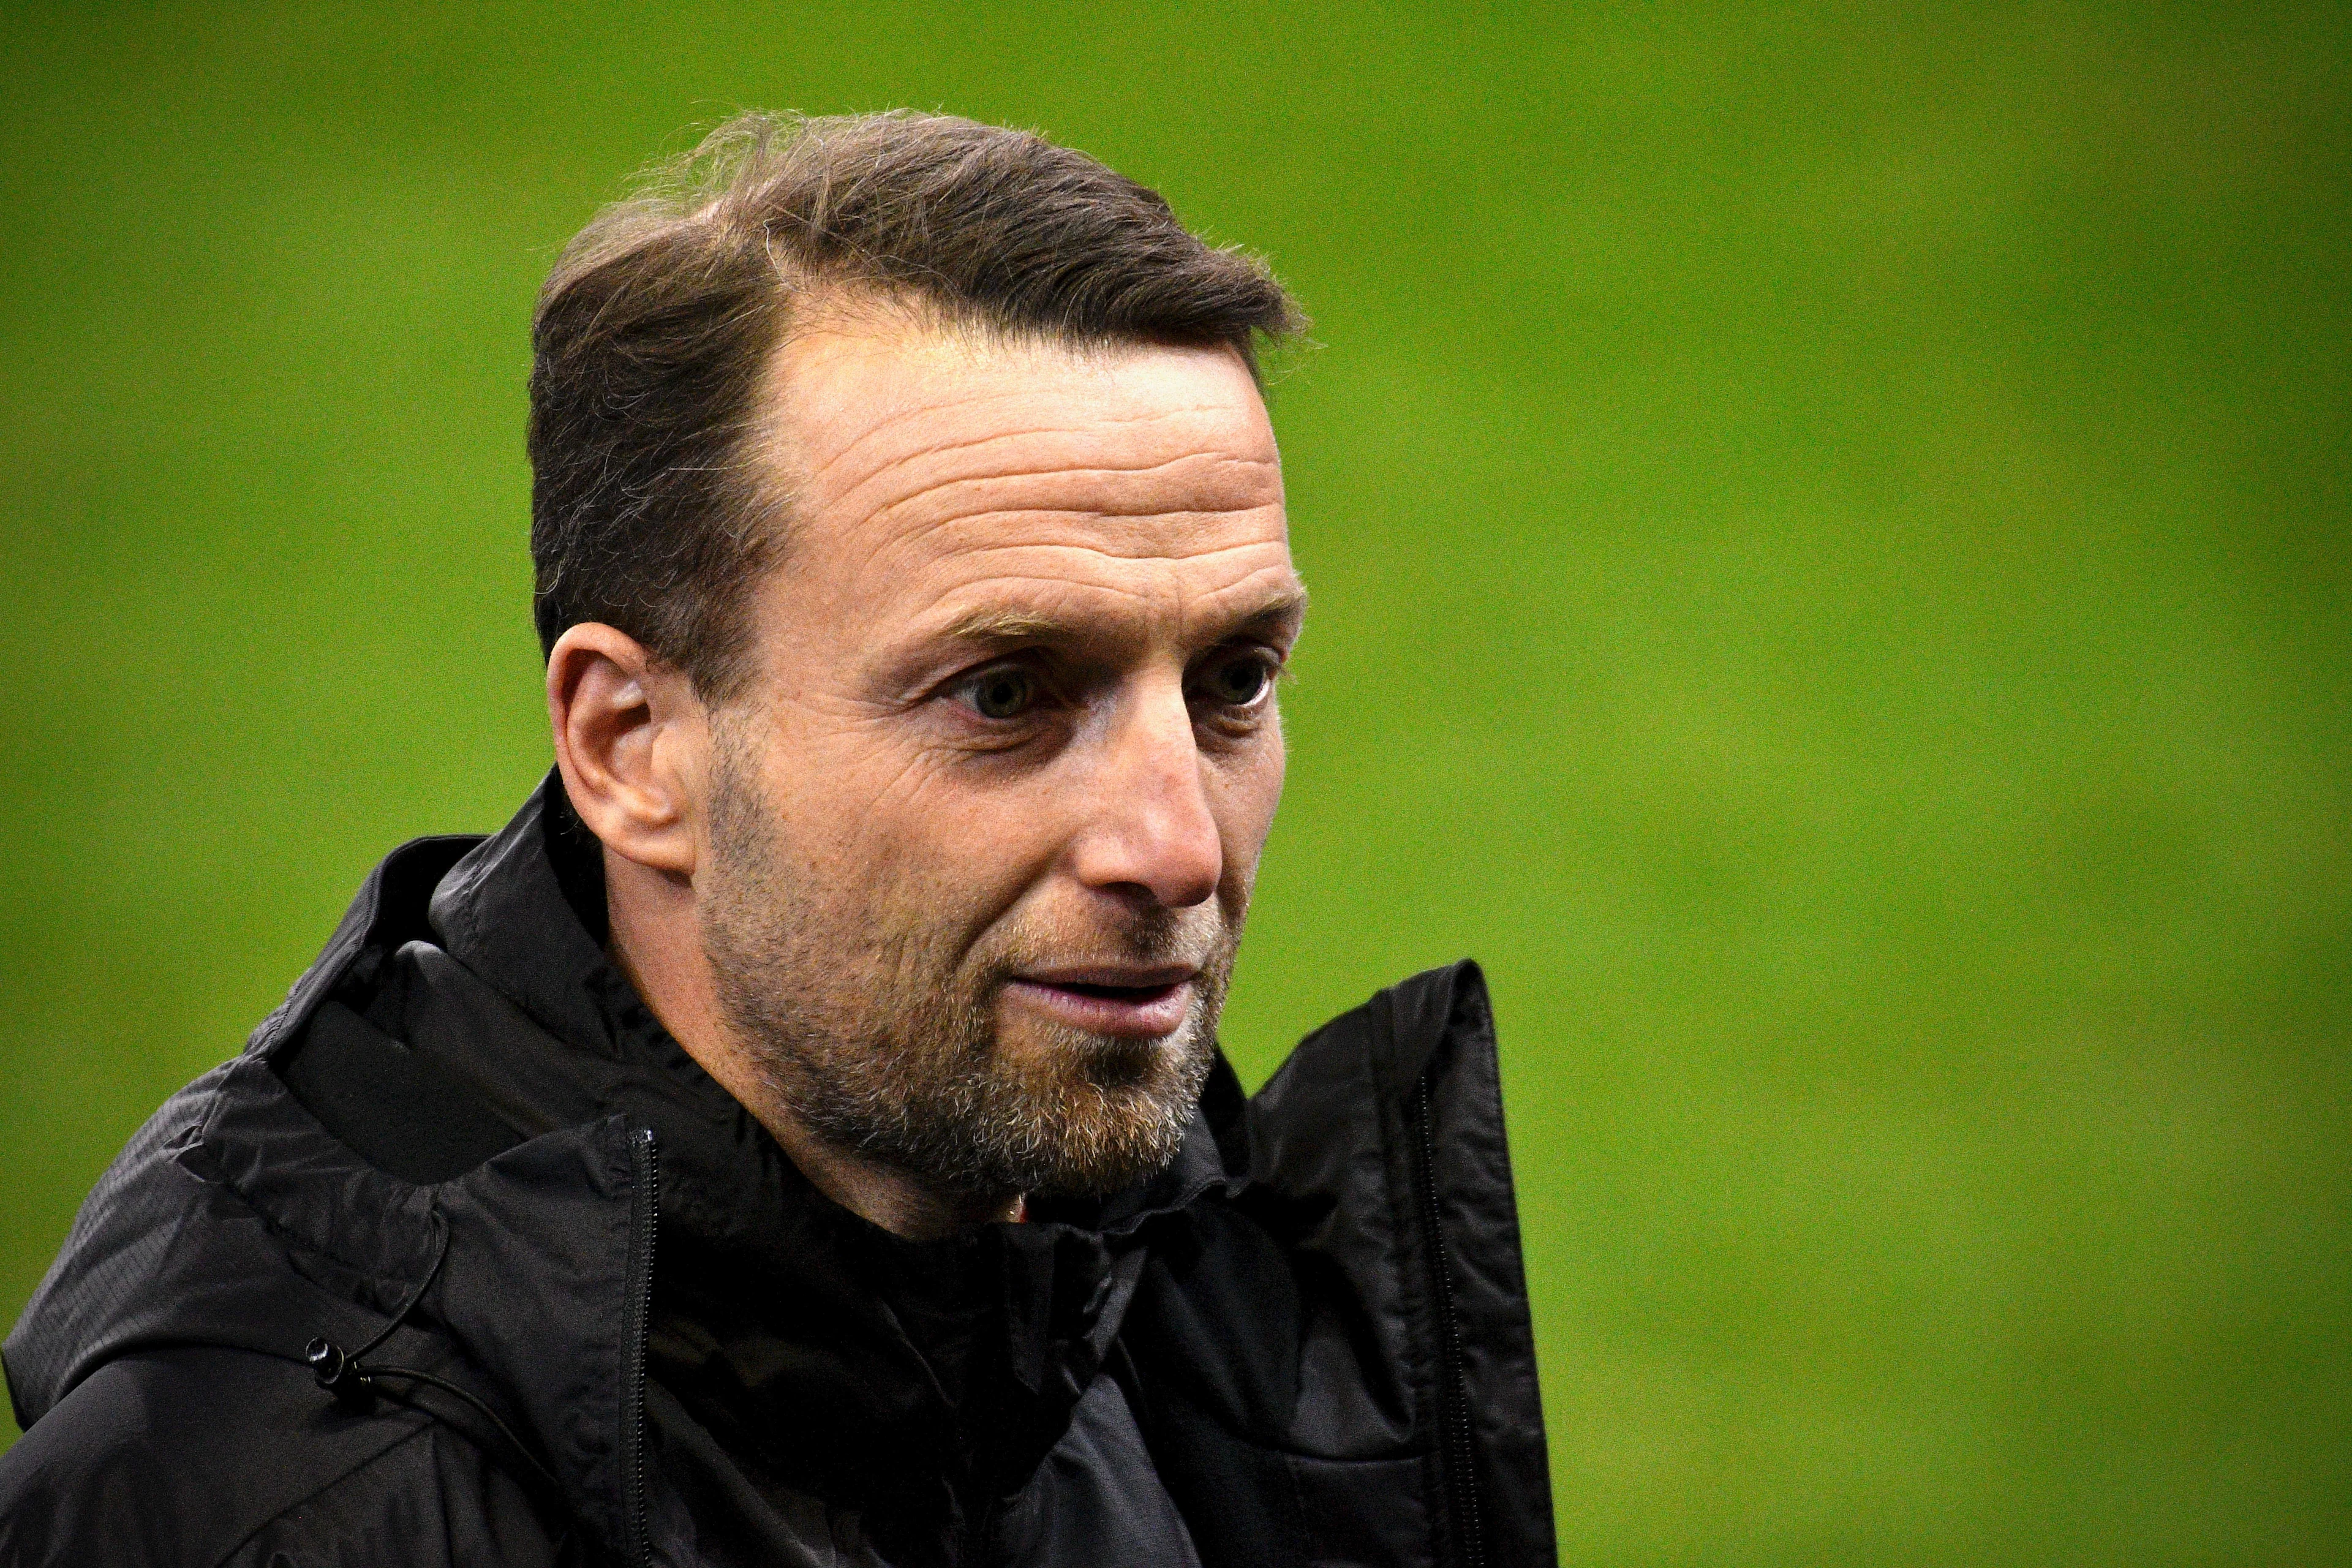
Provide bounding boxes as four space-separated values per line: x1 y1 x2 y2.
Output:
0 781 1554 1566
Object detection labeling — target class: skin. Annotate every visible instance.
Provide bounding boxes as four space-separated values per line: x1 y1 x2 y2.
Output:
547 308 1303 1239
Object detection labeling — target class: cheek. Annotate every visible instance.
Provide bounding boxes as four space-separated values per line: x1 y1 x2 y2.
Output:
782 742 1068 920
753 708 962 843
1213 726 1287 880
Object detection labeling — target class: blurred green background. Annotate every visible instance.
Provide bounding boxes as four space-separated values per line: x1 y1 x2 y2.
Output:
3 3 2346 1561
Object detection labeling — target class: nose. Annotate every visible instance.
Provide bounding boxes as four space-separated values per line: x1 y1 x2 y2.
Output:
1067 682 1223 909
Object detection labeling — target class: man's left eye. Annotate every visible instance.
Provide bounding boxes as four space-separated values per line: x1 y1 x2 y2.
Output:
960 666 1039 720
1196 651 1277 709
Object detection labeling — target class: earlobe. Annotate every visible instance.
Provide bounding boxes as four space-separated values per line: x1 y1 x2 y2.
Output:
546 624 706 875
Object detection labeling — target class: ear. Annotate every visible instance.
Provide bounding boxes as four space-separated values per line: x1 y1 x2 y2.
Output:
546 622 707 876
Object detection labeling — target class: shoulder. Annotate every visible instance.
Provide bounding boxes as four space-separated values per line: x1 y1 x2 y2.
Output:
0 1348 573 1567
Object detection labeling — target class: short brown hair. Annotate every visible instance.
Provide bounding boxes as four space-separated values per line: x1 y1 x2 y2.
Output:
527 110 1306 698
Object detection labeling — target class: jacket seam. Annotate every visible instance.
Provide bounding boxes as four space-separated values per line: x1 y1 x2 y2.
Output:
207 1412 444 1568
174 1129 440 1325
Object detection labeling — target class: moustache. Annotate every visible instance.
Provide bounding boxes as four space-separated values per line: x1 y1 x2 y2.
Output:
975 903 1233 982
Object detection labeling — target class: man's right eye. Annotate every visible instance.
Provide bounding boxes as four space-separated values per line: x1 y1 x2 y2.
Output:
958 666 1038 720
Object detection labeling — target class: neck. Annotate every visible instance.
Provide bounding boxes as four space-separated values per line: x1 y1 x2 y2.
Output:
600 845 1022 1242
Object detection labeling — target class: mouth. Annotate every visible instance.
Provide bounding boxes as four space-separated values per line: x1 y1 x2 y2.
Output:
1003 965 1199 1039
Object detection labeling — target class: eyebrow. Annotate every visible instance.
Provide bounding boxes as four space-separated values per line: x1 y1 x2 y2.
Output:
938 607 1077 643
938 586 1310 649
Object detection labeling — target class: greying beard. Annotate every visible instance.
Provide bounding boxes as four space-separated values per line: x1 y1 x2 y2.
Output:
697 728 1226 1203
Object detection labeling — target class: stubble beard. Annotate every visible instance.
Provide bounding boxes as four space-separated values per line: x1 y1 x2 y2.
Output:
697 735 1233 1205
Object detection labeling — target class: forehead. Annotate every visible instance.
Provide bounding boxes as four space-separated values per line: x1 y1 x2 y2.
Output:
750 316 1294 657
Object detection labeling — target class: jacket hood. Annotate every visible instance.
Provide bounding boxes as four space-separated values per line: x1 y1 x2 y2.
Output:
1 826 649 1550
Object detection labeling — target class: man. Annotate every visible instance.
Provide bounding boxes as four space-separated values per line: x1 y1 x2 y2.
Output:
0 111 1551 1566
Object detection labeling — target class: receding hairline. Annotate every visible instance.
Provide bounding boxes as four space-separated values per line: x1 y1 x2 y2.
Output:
760 277 1276 390
734 293 1280 555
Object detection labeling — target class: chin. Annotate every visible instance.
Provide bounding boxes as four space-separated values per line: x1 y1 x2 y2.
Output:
1021 1112 1191 1199
992 1020 1214 1196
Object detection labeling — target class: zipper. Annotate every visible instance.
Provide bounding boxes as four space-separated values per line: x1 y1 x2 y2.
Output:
1412 1072 1487 1568
623 1128 660 1568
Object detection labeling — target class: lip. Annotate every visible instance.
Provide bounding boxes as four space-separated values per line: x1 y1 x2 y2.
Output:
1003 966 1199 1039
1017 962 1199 990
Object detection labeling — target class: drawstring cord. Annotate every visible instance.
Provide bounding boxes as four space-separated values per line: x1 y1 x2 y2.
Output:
304 1218 448 1397
304 1219 566 1501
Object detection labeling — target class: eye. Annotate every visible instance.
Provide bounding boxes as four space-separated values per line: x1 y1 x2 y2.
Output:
959 665 1038 721
1195 649 1278 710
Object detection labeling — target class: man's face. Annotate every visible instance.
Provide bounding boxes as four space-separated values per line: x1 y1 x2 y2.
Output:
695 314 1301 1200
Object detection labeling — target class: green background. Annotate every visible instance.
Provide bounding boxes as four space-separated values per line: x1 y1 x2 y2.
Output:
3 4 2345 1561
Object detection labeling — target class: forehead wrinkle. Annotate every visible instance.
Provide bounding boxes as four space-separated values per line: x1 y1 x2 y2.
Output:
791 377 1267 497
889 449 1276 495
906 545 1300 636
812 486 1285 603
838 398 1259 472
935 531 1289 565
1175 559 1308 644
859 457 1281 538
829 504 1275 601
857 509 1289 584
816 424 1278 530
902 537 1293 593
798 401 1219 497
